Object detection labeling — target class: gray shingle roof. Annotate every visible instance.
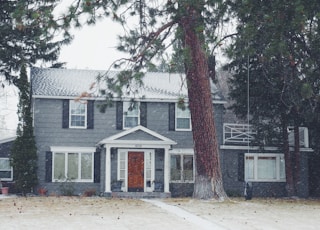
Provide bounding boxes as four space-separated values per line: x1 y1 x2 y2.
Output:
31 67 223 101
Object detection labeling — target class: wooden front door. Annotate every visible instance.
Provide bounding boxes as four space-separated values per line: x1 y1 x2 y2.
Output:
128 151 144 192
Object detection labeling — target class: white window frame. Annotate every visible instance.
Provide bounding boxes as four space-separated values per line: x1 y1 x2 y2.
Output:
69 100 87 129
170 149 194 183
245 153 286 182
0 158 13 181
175 103 191 131
51 147 95 183
123 101 140 129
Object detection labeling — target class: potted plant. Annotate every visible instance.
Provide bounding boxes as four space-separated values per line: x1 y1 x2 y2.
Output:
38 187 47 196
153 181 163 192
0 180 9 195
111 180 123 192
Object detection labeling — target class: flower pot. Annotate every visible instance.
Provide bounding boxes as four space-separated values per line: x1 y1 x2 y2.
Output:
111 181 123 192
38 188 47 196
1 187 9 195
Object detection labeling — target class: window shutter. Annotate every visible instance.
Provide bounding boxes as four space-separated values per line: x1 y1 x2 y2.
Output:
140 102 147 127
94 150 101 183
87 100 94 129
238 153 245 182
45 151 52 182
168 103 175 131
116 101 123 130
62 100 69 128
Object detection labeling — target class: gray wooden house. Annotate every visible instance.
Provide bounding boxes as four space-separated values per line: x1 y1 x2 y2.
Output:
31 67 313 197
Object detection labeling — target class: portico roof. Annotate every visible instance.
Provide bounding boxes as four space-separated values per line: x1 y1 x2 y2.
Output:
97 125 177 147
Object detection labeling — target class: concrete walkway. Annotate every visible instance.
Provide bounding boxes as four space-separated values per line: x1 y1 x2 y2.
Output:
142 199 227 230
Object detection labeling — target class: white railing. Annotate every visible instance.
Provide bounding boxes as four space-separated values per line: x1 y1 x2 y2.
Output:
223 123 309 148
223 123 256 145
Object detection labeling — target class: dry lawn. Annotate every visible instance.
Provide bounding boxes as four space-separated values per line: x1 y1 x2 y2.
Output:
0 196 319 230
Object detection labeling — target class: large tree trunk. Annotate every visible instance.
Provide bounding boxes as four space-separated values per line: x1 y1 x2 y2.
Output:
293 118 300 196
180 6 227 200
282 115 295 197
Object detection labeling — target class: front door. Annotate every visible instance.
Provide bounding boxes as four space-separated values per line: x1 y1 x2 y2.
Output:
128 151 144 192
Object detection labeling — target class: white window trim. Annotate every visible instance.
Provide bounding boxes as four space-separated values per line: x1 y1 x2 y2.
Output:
169 149 194 183
123 101 140 129
69 100 87 129
175 103 192 131
52 150 94 183
245 153 286 182
0 157 13 181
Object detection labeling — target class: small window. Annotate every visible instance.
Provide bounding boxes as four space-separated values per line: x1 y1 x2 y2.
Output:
53 152 93 182
170 154 194 182
0 158 13 181
245 153 285 182
123 101 140 129
69 100 87 128
175 104 191 131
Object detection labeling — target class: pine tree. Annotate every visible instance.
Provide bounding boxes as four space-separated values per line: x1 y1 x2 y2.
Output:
225 0 320 196
11 65 38 195
0 0 70 86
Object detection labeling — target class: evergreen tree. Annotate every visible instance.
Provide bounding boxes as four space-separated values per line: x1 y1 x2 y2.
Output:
225 0 320 196
11 65 38 195
0 0 70 86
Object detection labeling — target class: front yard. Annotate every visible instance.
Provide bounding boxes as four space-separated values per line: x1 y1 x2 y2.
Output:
0 196 319 229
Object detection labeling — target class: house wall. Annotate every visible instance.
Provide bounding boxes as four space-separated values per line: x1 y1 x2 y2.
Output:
0 140 13 159
33 98 226 196
220 148 311 198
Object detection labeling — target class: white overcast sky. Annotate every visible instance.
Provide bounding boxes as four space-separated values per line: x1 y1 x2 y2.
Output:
57 18 126 70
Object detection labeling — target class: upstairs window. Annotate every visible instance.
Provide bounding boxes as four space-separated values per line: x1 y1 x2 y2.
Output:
245 153 285 182
123 101 140 129
69 100 87 128
0 158 13 181
175 104 191 131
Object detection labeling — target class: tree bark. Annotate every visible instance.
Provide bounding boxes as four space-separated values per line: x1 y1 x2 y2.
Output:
293 114 300 195
282 115 295 197
180 6 227 200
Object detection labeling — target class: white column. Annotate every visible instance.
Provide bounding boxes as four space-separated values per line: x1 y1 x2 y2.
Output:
164 147 170 193
105 145 111 193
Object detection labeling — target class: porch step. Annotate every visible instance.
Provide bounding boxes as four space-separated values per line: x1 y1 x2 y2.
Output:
109 192 171 199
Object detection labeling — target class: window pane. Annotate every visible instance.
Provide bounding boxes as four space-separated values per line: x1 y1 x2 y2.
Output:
0 171 11 179
183 156 193 181
0 158 10 170
124 117 138 128
81 153 92 180
71 115 85 127
170 155 181 181
54 153 65 180
177 118 190 129
280 155 286 179
67 153 78 180
257 156 276 180
245 156 254 180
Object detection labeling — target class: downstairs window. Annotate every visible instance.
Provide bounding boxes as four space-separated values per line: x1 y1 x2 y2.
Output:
53 151 93 182
0 158 13 181
245 153 285 182
170 154 194 182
